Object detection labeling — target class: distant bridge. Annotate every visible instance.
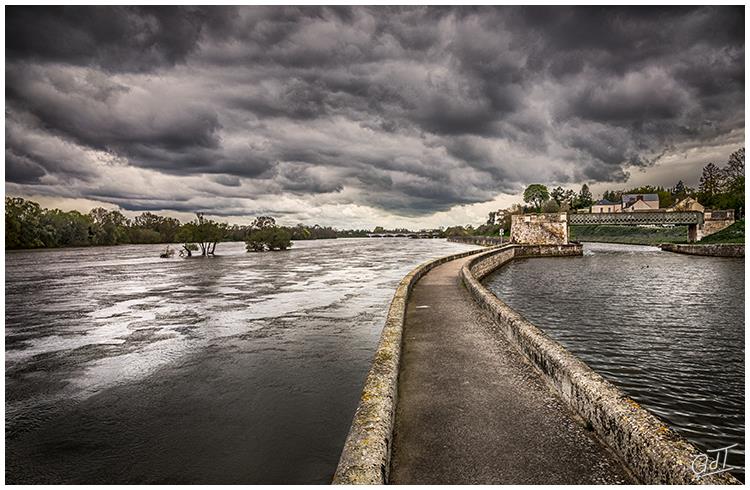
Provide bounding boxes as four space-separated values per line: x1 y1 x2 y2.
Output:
568 211 703 226
367 233 442 239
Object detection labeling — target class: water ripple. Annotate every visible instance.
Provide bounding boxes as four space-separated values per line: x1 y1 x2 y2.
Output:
485 242 745 480
5 238 480 483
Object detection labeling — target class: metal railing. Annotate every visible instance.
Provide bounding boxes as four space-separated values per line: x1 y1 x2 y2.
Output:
568 211 703 226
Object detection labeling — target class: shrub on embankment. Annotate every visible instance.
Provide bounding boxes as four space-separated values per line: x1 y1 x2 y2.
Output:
569 224 688 245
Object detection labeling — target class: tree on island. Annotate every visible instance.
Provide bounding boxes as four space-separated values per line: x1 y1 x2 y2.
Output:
175 213 225 257
246 216 292 252
523 184 550 212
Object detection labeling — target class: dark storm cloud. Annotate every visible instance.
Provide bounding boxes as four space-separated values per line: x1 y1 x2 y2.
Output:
5 6 222 72
5 150 46 184
5 6 744 217
6 63 222 154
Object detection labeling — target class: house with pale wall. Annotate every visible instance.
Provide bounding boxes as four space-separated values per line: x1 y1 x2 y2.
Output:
622 193 660 211
591 199 622 213
669 197 704 212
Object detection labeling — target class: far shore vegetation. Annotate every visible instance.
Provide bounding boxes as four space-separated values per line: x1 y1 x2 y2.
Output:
4 198 372 252
4 198 444 252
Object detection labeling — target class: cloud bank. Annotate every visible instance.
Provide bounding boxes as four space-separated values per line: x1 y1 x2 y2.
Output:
5 6 745 227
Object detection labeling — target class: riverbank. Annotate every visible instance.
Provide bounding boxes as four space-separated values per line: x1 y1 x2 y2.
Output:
661 243 744 257
570 220 745 246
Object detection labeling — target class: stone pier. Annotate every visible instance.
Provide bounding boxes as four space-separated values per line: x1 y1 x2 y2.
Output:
389 251 630 484
333 244 740 485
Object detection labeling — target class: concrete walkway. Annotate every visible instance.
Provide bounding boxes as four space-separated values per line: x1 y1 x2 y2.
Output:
389 256 633 484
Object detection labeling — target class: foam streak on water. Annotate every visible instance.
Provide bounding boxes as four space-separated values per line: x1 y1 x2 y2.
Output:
6 238 480 484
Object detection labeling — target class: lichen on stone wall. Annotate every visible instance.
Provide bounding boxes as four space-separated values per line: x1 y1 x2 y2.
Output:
511 214 569 245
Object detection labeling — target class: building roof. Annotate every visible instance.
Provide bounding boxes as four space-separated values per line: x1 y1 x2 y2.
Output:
622 193 659 208
593 199 617 206
622 193 659 203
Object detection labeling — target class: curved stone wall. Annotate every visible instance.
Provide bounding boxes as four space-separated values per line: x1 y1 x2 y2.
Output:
661 243 744 258
461 245 740 485
332 247 486 484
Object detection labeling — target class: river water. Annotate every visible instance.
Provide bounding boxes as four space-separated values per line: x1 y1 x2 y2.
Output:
5 238 480 484
485 242 745 479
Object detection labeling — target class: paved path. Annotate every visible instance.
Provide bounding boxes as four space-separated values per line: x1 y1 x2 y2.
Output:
389 256 633 484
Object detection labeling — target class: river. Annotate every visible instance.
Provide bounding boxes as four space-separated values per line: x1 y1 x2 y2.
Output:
5 238 480 484
484 242 745 480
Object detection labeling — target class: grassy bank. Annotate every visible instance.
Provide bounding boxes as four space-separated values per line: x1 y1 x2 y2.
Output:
569 225 688 245
698 220 744 244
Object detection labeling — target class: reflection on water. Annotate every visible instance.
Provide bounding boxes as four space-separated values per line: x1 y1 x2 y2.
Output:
485 242 745 479
5 238 480 484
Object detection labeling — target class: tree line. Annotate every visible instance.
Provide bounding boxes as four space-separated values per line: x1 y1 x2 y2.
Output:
5 198 372 251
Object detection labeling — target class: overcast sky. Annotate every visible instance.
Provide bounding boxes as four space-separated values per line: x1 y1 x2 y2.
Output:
5 6 745 228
